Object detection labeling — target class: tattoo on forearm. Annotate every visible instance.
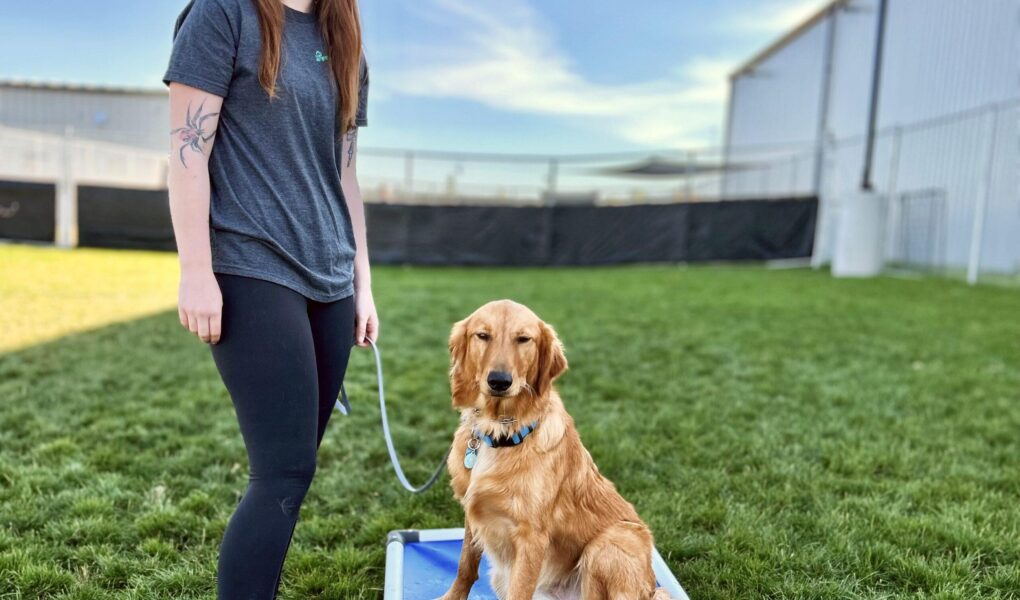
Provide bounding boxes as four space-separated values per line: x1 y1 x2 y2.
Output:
171 100 219 168
345 128 357 168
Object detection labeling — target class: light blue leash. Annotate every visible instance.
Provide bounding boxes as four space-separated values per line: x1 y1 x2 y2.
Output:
336 338 452 494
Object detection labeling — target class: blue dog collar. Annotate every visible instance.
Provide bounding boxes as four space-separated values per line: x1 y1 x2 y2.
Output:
464 420 539 469
477 420 539 448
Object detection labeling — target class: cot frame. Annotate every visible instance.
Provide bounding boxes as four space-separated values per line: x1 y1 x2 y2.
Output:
384 528 690 600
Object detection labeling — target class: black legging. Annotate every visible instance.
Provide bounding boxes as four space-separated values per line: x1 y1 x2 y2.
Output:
209 273 355 599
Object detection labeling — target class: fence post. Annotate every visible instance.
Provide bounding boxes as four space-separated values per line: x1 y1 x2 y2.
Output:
685 151 694 199
720 148 731 199
55 125 77 248
545 158 559 204
404 151 415 202
882 126 902 264
789 153 798 194
813 5 837 196
810 134 834 269
966 105 1000 285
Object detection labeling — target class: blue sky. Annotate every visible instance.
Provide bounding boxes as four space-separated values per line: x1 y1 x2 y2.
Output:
0 0 824 154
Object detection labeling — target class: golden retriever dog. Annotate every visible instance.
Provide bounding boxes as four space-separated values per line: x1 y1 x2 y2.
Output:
439 300 671 600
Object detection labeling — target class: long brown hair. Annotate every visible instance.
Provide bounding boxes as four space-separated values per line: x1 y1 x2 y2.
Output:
253 0 363 133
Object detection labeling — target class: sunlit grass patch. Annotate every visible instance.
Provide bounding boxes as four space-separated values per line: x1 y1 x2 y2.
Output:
0 243 179 352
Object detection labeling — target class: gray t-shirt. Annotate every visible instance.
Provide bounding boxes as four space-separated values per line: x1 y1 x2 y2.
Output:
163 0 368 302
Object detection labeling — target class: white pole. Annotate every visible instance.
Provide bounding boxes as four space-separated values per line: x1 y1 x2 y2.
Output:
545 158 559 205
403 151 415 202
883 126 902 264
810 135 834 269
685 151 694 199
789 153 798 194
55 125 78 248
966 106 1000 285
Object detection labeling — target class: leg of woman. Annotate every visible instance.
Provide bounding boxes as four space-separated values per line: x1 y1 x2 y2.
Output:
307 293 356 447
209 273 321 600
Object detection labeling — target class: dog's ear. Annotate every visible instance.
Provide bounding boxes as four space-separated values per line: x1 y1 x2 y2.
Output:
534 321 568 397
449 317 468 366
448 317 474 408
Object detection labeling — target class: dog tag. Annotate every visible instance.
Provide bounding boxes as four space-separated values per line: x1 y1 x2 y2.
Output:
464 437 481 470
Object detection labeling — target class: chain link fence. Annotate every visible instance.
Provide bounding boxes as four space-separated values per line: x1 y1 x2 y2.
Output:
809 99 1020 284
3 97 1013 281
354 145 756 206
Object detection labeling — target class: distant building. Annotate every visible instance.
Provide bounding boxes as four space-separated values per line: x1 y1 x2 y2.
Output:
0 80 168 151
722 0 1019 274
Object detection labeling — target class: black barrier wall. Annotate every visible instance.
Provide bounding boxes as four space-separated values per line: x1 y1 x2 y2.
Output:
78 186 178 251
368 198 817 265
3 185 816 265
0 180 56 242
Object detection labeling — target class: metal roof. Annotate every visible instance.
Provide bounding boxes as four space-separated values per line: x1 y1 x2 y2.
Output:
594 157 760 178
729 0 850 80
0 79 166 97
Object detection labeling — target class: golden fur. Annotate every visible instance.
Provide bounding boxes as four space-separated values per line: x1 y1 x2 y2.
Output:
439 300 671 600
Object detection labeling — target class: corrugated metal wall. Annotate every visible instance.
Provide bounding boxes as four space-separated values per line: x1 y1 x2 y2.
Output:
725 0 1020 276
722 17 828 199
0 85 168 151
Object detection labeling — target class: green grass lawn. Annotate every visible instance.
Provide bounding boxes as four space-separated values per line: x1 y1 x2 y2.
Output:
1 246 1019 599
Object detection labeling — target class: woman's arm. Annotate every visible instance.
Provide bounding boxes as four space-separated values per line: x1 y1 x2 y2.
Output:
340 127 379 346
167 82 224 344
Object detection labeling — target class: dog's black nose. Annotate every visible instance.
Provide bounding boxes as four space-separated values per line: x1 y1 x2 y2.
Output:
487 371 513 392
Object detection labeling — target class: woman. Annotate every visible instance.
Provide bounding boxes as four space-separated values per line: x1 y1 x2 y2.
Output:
162 0 377 597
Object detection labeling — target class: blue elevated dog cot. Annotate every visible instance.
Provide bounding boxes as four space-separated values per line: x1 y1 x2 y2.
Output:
384 528 690 600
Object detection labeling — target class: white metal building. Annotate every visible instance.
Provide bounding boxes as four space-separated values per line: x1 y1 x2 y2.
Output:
0 81 168 151
0 82 170 191
0 82 170 246
722 0 1020 278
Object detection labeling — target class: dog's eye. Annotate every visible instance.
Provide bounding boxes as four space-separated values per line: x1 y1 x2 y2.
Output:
475 332 490 341
516 336 532 344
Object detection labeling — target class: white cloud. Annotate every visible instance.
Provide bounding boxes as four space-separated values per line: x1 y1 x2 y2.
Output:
378 0 820 148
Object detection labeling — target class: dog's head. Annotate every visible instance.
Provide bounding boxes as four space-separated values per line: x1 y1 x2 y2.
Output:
448 300 567 410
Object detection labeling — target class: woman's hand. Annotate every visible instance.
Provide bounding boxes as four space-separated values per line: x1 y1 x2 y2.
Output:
354 286 379 347
178 268 223 344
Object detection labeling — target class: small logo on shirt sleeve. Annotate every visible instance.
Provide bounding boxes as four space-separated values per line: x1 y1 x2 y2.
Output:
315 50 328 63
